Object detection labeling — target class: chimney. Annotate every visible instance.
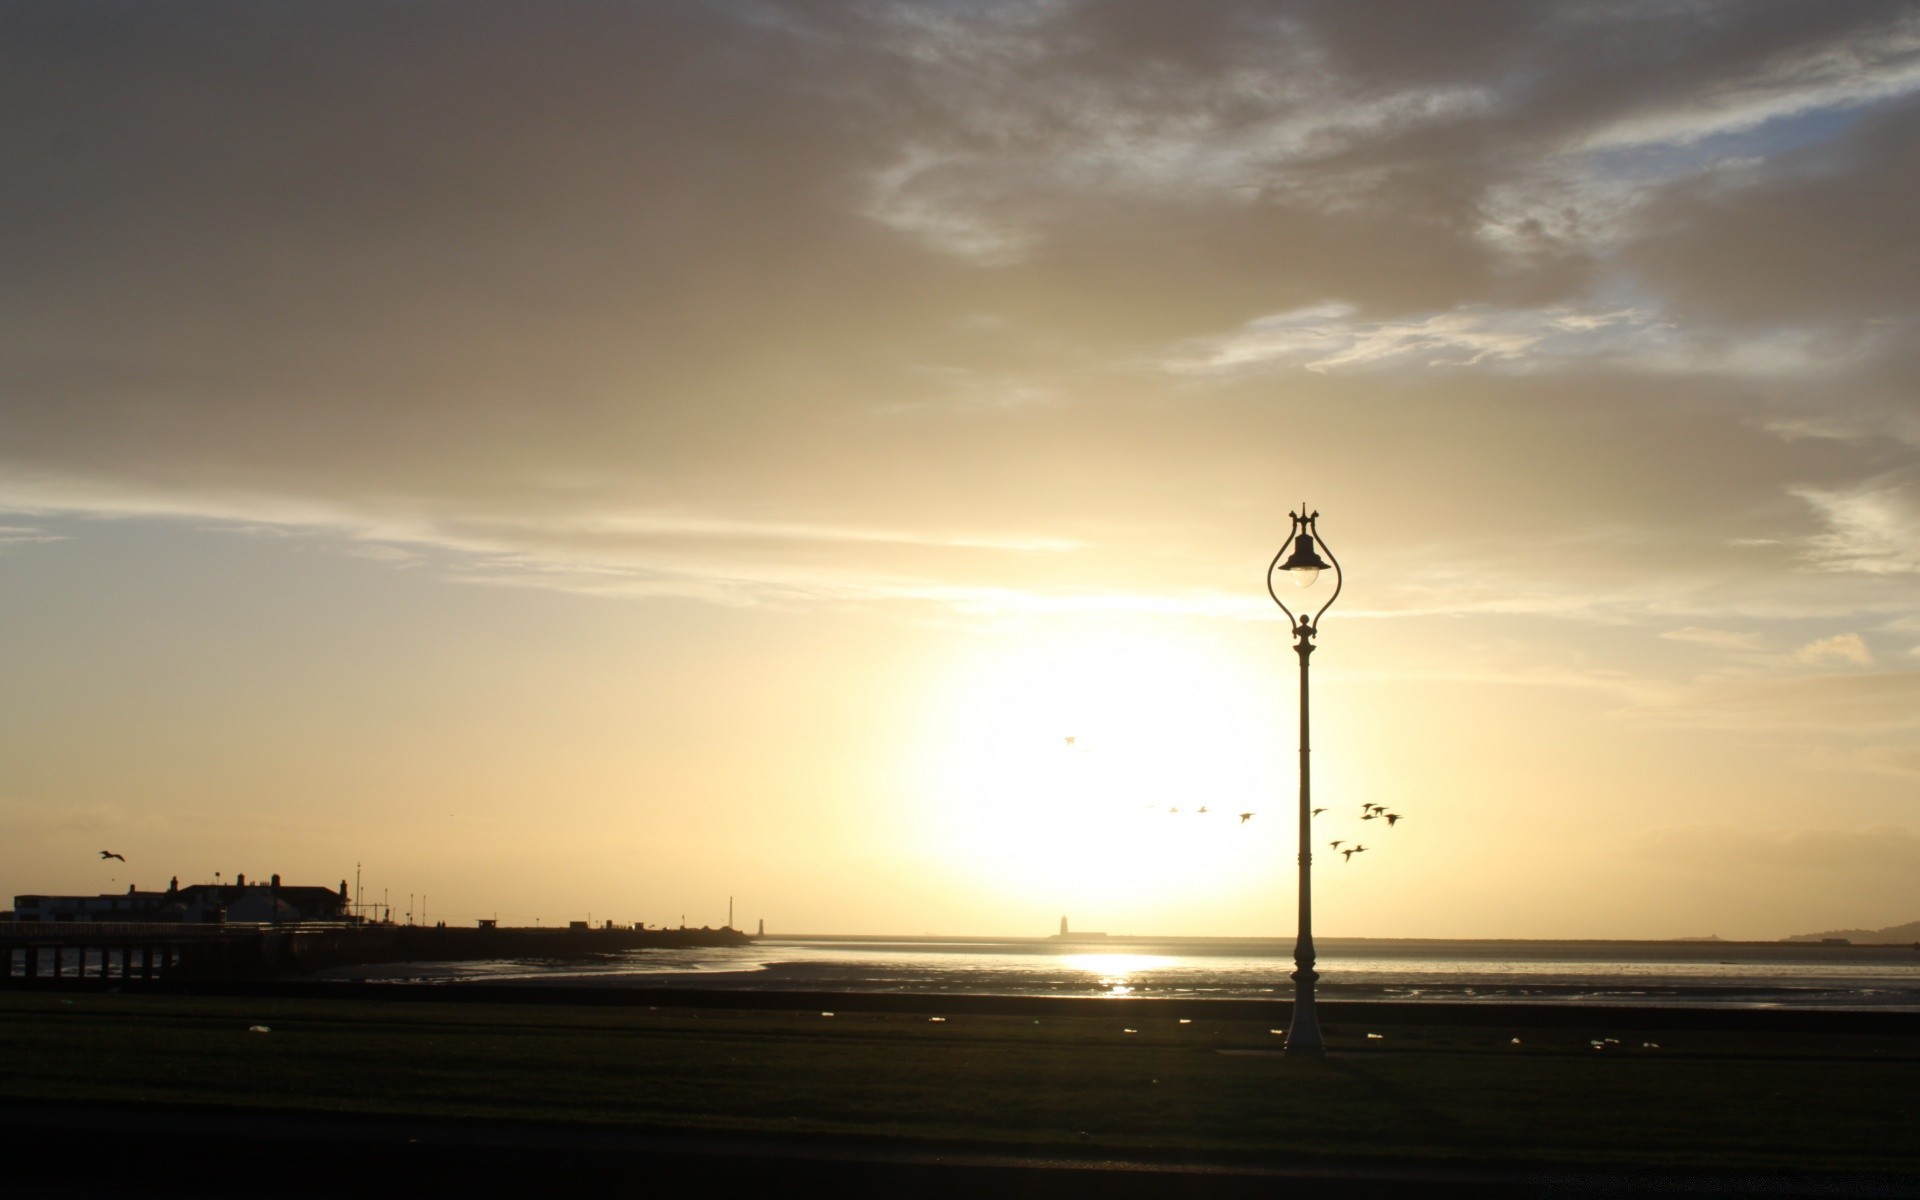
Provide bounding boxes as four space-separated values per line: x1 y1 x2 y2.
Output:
236 873 245 888
271 873 281 889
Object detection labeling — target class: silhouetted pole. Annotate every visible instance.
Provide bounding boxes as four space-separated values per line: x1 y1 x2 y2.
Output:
1291 614 1320 1052
1267 507 1341 1058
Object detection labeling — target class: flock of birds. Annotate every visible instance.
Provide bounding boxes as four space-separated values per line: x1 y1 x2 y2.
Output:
1328 803 1406 861
1145 801 1406 860
1074 737 1409 863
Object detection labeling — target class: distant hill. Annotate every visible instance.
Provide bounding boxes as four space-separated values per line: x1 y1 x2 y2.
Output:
1785 920 1920 944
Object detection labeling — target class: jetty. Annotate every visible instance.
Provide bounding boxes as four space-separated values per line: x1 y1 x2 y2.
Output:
0 921 752 984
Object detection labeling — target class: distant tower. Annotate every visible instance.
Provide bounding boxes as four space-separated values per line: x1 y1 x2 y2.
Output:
757 918 764 937
728 895 734 930
1060 915 1069 937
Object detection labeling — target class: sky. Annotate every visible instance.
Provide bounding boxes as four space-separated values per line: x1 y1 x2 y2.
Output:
2 0 1917 939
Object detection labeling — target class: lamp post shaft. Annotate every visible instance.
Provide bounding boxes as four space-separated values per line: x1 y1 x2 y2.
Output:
1268 507 1338 1057
1286 620 1324 1055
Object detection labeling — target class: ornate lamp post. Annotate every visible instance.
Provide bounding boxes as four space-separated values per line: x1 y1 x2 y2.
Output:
1266 506 1342 1057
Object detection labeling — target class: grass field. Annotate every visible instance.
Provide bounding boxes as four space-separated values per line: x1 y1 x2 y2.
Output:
2 992 1916 1173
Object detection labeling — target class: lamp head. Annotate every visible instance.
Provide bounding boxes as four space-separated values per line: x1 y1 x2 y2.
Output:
1279 532 1332 588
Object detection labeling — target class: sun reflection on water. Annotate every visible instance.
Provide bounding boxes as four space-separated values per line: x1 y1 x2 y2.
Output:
1061 953 1172 995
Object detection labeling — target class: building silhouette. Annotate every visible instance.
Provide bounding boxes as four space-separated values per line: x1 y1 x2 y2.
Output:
12 874 353 924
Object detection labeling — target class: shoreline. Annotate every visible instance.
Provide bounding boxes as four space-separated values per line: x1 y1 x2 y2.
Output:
775 932 1920 949
10 976 1920 1031
331 965 1920 1011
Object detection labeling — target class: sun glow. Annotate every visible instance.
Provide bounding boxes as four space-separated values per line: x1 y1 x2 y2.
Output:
1061 952 1171 995
906 623 1289 922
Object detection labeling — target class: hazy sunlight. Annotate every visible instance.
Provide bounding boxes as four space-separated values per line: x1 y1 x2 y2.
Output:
906 625 1287 920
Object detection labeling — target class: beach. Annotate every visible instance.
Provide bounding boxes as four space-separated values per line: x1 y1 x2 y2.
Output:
315 935 1920 1010
3 987 1918 1197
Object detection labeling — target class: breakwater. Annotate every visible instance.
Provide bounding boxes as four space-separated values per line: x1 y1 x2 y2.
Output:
0 922 752 983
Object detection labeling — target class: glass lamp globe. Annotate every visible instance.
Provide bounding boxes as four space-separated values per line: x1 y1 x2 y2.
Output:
1278 533 1332 588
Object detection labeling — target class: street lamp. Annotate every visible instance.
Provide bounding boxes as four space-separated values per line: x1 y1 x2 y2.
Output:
1266 506 1342 1057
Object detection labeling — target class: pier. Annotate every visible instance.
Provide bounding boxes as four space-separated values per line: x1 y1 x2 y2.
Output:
0 922 752 985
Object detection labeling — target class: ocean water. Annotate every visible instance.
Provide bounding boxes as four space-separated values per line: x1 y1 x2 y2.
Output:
346 936 1920 1009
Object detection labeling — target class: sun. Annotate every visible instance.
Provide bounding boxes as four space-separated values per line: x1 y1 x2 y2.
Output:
903 621 1289 922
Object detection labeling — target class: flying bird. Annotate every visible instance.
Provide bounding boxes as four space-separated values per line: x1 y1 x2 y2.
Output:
1361 810 1377 820
1168 806 1180 814
1341 847 1358 861
1238 812 1256 824
1329 840 1344 850
1383 813 1403 827
99 850 125 862
1197 806 1209 814
1311 807 1327 816
1064 736 1076 746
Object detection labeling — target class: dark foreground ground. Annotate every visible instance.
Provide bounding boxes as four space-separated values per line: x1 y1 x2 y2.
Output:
2 989 1917 1197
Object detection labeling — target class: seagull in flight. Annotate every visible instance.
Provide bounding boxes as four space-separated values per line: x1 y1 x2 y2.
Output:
99 850 125 862
1238 812 1256 824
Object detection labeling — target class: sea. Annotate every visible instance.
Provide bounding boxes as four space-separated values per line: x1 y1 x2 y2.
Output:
346 935 1920 1010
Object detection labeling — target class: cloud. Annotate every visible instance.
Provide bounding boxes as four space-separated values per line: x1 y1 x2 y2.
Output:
0 523 64 548
1629 671 1920 732
1794 474 1920 575
880 366 1063 414
864 146 1035 264
1794 633 1873 666
0 0 1915 638
1624 95 1920 327
443 550 1263 620
1658 627 1878 669
1576 11 1920 152
1157 301 1841 378
1661 626 1766 653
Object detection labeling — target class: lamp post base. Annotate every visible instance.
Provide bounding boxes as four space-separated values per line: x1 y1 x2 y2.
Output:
1285 967 1325 1056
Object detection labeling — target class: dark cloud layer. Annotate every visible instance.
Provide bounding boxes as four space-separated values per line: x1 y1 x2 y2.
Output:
1630 98 1920 326
1 0 1917 618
